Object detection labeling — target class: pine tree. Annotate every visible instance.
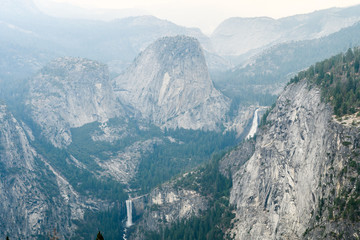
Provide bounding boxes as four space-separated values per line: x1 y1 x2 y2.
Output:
96 231 104 240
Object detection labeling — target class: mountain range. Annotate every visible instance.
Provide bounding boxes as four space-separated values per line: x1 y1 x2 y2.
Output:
0 0 360 239
211 5 360 62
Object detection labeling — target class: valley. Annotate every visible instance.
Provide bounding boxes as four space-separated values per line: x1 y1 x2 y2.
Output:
0 1 360 239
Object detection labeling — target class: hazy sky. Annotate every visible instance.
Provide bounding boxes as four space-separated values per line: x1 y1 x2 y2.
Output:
46 0 360 33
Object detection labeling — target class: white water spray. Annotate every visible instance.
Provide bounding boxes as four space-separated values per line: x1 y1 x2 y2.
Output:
122 228 128 240
246 108 259 139
126 199 133 227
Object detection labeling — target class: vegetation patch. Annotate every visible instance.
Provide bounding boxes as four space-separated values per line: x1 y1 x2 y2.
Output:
342 141 352 147
289 48 360 117
145 153 235 240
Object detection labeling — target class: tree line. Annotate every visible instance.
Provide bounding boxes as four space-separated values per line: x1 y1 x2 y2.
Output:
289 47 360 117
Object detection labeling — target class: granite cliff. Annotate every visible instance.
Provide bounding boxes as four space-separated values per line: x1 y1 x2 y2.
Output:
131 181 208 239
26 37 232 148
26 57 121 148
0 104 94 239
113 36 230 131
226 79 360 239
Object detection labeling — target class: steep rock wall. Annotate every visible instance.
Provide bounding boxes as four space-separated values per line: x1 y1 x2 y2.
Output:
0 104 90 239
227 79 360 239
27 57 121 147
113 36 229 131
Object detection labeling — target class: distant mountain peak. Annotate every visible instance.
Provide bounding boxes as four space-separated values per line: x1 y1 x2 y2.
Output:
211 4 360 57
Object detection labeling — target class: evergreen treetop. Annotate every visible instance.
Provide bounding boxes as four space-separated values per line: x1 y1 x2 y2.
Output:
289 47 360 117
96 231 104 240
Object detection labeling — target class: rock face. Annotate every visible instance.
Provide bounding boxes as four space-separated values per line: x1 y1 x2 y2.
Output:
131 181 208 239
303 120 360 239
146 184 207 228
27 57 121 147
226 80 360 239
26 39 231 148
0 104 88 239
219 139 255 179
114 36 230 131
229 80 329 238
95 138 162 184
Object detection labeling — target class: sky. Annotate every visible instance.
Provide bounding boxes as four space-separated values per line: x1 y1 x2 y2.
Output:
38 0 360 34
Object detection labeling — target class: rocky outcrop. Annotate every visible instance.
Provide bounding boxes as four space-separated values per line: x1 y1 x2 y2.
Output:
113 35 230 131
219 139 255 179
95 138 162 184
0 104 90 239
229 80 329 239
27 57 121 147
131 181 208 239
302 116 360 239
226 79 360 239
26 39 232 148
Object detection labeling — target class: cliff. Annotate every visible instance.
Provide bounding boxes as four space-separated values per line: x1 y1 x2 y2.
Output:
26 57 121 147
0 104 91 239
131 182 208 239
226 79 360 239
113 35 230 131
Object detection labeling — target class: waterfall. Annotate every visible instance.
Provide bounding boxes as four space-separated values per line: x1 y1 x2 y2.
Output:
246 108 259 139
126 199 133 227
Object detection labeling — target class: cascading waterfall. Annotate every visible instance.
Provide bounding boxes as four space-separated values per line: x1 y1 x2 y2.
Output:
246 108 259 139
126 199 133 227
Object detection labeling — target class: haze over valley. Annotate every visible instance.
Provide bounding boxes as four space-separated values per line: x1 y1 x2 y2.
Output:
0 0 360 239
